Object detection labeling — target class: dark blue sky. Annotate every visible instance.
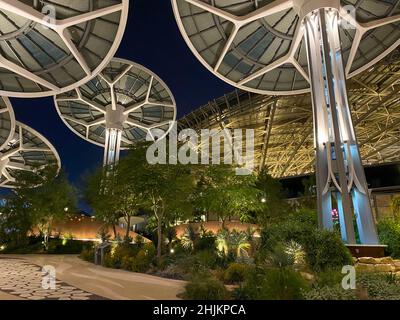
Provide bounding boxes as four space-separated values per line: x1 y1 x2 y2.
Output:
10 0 234 190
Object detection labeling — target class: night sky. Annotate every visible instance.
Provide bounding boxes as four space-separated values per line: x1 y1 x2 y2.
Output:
9 0 234 190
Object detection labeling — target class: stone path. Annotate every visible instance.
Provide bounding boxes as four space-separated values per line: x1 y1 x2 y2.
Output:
0 258 107 300
0 255 184 300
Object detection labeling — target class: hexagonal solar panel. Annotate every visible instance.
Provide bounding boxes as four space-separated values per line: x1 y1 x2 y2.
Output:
172 0 400 95
0 97 16 150
0 0 129 97
54 58 177 149
0 121 61 188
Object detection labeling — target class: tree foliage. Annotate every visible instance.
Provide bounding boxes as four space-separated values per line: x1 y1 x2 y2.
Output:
0 166 76 247
193 165 263 225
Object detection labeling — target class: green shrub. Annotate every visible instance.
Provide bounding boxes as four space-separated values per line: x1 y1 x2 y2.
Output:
224 263 250 284
315 269 345 287
234 267 308 300
1 240 44 254
195 250 219 269
304 285 357 300
121 243 156 272
194 235 216 252
103 252 115 268
153 264 187 280
131 250 152 273
260 209 316 252
302 229 353 272
265 244 295 268
143 243 156 259
182 273 229 300
47 239 89 254
358 273 400 300
377 219 400 258
80 246 95 263
303 269 356 300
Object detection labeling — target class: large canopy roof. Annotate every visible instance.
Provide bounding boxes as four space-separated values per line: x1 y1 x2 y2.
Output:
0 0 128 97
0 97 15 150
54 58 177 148
172 0 400 95
0 121 61 188
178 49 400 177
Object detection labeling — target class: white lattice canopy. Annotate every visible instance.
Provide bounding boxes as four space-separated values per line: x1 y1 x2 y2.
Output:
0 97 15 150
54 58 177 149
172 0 400 95
0 121 61 188
0 0 129 97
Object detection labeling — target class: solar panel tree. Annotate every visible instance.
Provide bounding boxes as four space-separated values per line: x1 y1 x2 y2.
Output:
0 98 61 188
0 0 129 98
54 58 177 167
172 0 400 246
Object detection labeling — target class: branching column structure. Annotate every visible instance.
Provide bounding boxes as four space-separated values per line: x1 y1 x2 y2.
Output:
302 4 378 244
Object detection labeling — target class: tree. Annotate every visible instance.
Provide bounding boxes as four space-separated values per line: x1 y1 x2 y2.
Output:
85 155 147 241
254 170 288 226
194 165 263 227
2 166 76 249
86 142 196 258
124 145 196 258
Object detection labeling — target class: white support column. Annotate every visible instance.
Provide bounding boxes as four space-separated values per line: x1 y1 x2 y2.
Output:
103 128 122 167
304 8 378 245
103 104 127 167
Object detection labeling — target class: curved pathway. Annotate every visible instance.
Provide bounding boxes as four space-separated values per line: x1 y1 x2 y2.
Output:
0 255 184 300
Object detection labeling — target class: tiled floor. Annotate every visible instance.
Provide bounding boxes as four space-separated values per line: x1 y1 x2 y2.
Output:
0 258 107 300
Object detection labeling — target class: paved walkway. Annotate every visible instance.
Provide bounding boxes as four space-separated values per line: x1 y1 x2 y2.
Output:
0 255 184 300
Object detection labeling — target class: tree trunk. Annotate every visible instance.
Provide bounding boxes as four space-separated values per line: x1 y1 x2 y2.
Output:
112 224 117 239
125 216 131 240
221 217 227 230
157 214 162 259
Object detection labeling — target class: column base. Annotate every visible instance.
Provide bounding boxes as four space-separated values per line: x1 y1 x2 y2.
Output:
346 244 387 258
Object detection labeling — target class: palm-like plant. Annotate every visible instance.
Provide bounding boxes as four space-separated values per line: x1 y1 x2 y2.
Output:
216 228 230 255
216 229 251 258
181 225 198 251
230 230 251 258
284 240 305 266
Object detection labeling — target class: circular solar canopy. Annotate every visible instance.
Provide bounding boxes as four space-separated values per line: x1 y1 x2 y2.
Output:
54 58 177 148
172 0 400 95
0 97 16 150
0 0 129 98
0 121 61 188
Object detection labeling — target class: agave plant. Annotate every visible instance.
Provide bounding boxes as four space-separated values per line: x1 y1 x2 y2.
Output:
230 230 251 258
216 229 251 258
284 240 306 266
266 244 295 268
181 225 198 251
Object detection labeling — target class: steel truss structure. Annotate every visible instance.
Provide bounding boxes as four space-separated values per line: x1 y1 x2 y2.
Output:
178 49 400 198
